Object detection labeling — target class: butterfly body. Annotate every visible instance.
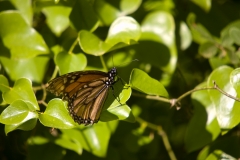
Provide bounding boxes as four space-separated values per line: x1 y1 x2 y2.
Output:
46 67 117 125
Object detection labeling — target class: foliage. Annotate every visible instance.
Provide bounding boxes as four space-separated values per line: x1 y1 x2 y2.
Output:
0 0 240 159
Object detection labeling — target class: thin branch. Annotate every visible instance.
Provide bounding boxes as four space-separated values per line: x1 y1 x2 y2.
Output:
32 85 43 92
38 100 48 107
136 117 177 160
175 87 215 103
157 127 177 160
213 81 240 102
132 81 240 109
41 84 47 102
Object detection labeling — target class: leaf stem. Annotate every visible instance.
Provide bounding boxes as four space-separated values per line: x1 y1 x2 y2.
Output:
38 100 48 107
100 55 108 71
50 66 59 80
68 37 79 54
131 92 170 103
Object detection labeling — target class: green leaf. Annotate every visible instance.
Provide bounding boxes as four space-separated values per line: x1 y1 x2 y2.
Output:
93 0 121 26
56 51 87 75
207 66 240 130
105 16 141 45
0 11 49 59
120 0 142 15
56 120 118 157
39 99 76 129
230 68 240 91
101 83 134 122
55 129 83 155
43 82 133 127
229 27 240 45
186 82 220 153
129 69 168 97
220 20 240 47
179 21 192 50
0 75 9 93
143 0 175 11
10 0 32 25
209 56 230 69
187 13 214 44
225 46 239 65
3 78 39 110
0 56 49 83
198 41 218 58
197 136 240 160
5 118 37 135
79 16 141 56
69 0 99 32
79 30 110 56
191 0 211 12
28 136 49 145
93 0 141 26
140 11 177 85
77 122 112 157
42 6 71 36
0 100 38 125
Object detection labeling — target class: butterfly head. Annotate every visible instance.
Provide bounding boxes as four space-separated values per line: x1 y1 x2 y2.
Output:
107 67 117 85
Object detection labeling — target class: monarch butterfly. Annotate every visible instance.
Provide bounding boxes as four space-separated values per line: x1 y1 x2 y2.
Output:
46 67 119 125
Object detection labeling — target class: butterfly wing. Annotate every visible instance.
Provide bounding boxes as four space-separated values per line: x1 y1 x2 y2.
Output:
68 78 110 125
46 70 110 125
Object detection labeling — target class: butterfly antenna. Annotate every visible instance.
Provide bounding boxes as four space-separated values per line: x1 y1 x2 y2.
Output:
112 55 115 67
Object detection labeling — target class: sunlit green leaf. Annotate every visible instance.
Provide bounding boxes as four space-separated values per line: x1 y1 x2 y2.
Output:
129 69 168 97
197 136 240 159
79 16 141 56
39 99 76 129
207 66 240 130
3 78 39 110
56 51 87 75
77 122 112 157
186 82 220 152
0 100 38 125
140 11 177 85
106 16 141 45
180 21 192 50
230 68 240 91
120 0 142 15
0 56 49 83
55 129 83 154
5 118 37 135
0 75 9 93
0 11 49 58
191 0 211 12
10 0 32 25
42 6 71 36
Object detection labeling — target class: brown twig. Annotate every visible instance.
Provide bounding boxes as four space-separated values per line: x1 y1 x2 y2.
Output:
136 117 177 160
132 81 240 108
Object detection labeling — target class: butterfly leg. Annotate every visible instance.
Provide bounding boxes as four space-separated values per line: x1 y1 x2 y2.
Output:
110 86 123 105
116 76 130 90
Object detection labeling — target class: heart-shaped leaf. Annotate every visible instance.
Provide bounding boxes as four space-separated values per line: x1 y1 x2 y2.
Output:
3 78 39 110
